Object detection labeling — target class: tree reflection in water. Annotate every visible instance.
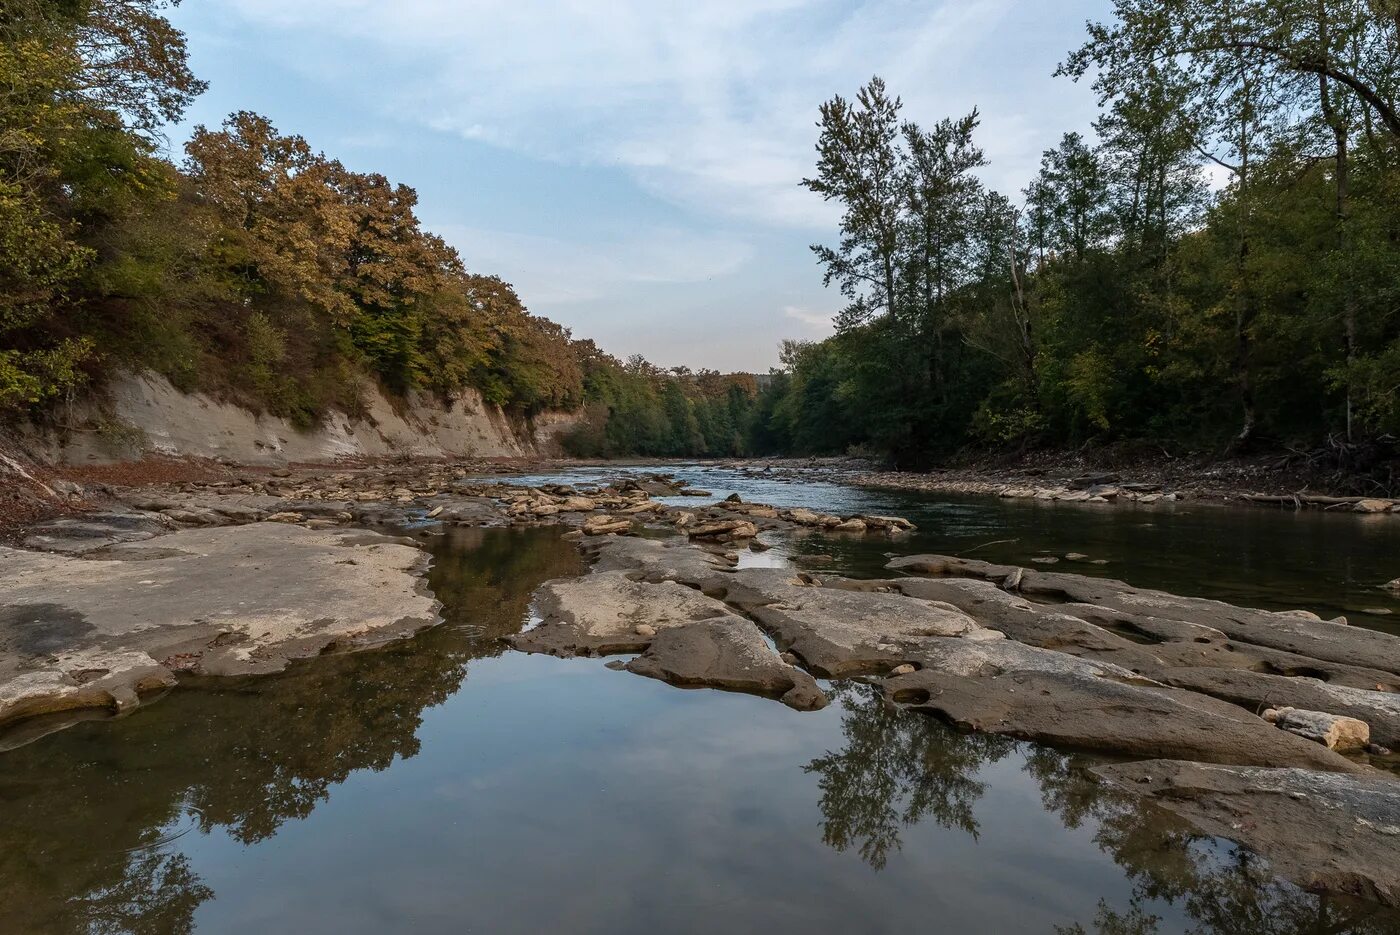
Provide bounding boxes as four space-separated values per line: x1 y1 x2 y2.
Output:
0 526 580 935
808 684 1400 934
803 682 1015 869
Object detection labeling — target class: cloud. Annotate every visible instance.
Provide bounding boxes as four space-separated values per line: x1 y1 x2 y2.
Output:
218 0 1034 230
782 305 837 334
433 224 754 307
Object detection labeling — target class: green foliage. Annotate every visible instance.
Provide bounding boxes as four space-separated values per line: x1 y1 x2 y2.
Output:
753 35 1400 462
0 0 596 424
562 356 759 459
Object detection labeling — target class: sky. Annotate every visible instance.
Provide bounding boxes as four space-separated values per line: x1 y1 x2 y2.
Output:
165 0 1112 372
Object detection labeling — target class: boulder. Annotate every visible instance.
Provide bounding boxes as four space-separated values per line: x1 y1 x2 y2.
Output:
582 515 632 536
508 570 733 657
882 640 1362 772
688 520 759 541
625 618 828 711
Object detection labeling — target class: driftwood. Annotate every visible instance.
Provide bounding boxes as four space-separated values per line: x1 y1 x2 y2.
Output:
1244 493 1369 510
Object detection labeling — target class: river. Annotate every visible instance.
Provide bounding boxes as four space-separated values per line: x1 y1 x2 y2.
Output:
3 465 1399 933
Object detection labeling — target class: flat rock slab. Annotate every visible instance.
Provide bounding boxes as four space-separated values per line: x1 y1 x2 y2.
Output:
22 510 176 554
0 524 440 730
881 639 1362 772
1095 760 1400 905
889 554 1400 676
719 569 993 677
625 618 828 710
1157 667 1400 748
509 570 735 656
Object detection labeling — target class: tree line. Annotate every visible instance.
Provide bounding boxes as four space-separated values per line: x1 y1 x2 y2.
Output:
10 1 1399 470
748 0 1400 467
0 0 614 427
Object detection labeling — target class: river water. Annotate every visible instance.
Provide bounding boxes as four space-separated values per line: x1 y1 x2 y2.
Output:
3 466 1400 934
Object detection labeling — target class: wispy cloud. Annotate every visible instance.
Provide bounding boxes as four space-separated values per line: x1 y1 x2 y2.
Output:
434 224 754 307
219 0 1027 230
782 305 836 334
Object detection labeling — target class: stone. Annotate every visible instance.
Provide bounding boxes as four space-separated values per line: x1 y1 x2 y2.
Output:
22 511 175 555
582 516 632 536
890 663 917 676
720 569 986 678
888 554 1400 676
862 515 916 531
688 520 759 541
882 639 1360 772
0 525 439 731
1356 499 1395 514
558 496 597 512
1095 760 1400 906
624 618 828 711
508 570 733 657
832 518 867 533
1264 706 1371 752
1156 668 1400 747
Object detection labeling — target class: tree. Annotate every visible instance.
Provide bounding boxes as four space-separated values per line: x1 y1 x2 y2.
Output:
804 77 905 328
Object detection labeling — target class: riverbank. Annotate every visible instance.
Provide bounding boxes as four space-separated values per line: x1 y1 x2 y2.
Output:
730 450 1400 516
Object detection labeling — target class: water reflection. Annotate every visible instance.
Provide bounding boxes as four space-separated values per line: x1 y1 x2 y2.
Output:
0 526 581 934
3 521 1400 933
803 683 1015 868
808 684 1400 933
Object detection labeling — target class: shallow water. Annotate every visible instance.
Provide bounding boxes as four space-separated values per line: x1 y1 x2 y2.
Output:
4 472 1400 933
499 463 1400 632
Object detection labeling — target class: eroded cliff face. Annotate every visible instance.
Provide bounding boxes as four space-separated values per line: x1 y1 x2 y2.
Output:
26 372 581 465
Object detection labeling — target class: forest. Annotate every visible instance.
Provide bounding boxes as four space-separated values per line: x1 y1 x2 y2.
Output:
751 1 1400 467
4 1 1399 468
0 0 600 428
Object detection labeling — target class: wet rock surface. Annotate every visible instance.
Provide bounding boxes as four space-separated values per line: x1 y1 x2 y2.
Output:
1095 760 1400 905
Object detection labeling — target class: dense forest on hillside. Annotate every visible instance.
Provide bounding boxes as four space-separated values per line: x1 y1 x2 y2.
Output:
5 1 1399 470
750 1 1400 468
0 0 751 447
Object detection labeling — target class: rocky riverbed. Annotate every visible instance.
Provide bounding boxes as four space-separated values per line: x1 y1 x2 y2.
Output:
4 459 1400 908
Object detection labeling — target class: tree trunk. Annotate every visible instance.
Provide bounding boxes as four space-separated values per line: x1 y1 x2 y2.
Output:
1317 19 1356 441
1231 94 1257 452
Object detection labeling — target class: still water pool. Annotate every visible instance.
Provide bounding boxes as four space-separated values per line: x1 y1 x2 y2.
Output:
4 468 1400 933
